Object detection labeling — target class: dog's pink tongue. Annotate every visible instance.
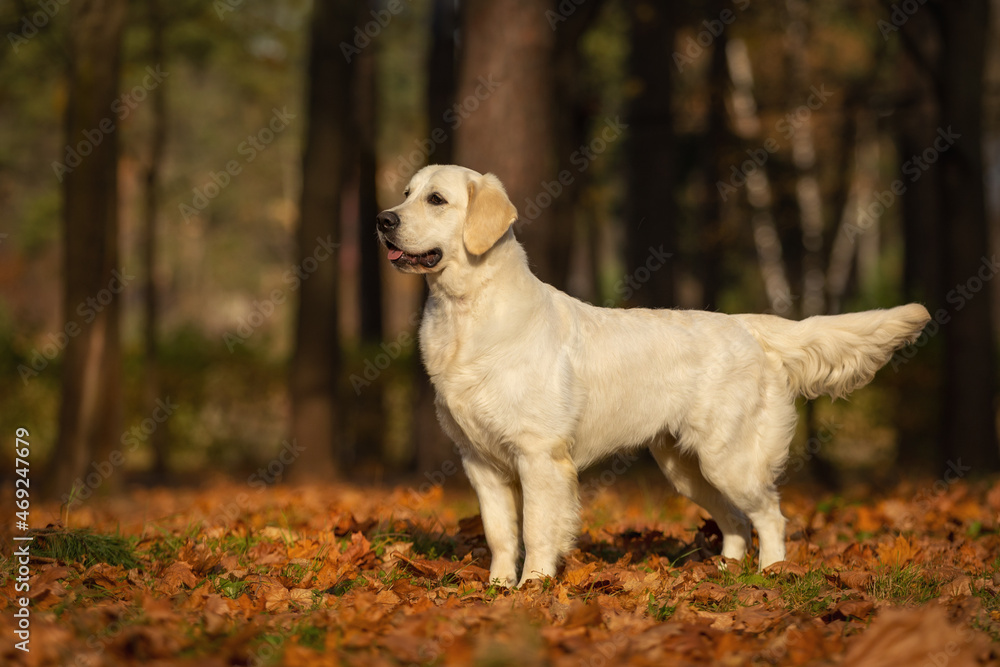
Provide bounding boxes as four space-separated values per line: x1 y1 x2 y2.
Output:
387 248 404 261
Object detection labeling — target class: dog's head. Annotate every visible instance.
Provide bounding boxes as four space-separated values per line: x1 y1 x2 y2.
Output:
376 165 518 274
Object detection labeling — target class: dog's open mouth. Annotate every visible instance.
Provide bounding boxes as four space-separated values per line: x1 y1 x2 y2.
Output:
385 242 442 268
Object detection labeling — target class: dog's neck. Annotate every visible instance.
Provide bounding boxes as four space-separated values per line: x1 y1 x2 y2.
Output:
425 230 540 305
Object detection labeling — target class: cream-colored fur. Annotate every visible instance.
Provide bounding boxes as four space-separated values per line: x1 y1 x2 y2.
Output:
376 164 931 587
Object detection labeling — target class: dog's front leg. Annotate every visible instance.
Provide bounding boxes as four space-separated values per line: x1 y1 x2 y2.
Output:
461 454 521 588
517 444 580 586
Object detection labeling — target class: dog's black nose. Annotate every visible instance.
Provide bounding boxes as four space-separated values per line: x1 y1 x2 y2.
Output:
376 210 400 233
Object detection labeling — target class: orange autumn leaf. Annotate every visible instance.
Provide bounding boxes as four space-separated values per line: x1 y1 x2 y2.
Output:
854 506 884 534
563 561 598 587
876 534 919 566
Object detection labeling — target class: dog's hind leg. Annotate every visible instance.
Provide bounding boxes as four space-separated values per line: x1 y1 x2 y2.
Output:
649 439 753 561
693 407 795 570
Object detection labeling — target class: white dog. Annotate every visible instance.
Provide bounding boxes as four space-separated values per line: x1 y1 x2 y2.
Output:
376 165 930 587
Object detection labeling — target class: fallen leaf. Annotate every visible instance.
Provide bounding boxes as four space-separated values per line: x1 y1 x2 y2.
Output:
762 561 807 578
563 600 603 628
829 569 874 591
842 606 987 667
202 594 233 636
734 605 784 632
691 582 728 605
28 565 71 603
825 599 875 622
564 561 598 587
157 561 197 595
876 534 919 566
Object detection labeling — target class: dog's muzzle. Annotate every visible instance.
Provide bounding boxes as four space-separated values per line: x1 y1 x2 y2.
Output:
375 210 442 269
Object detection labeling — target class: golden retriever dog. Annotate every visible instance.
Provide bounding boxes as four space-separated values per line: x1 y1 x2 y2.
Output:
376 164 930 587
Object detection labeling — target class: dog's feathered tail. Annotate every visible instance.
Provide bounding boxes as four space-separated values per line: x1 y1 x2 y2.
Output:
736 304 931 400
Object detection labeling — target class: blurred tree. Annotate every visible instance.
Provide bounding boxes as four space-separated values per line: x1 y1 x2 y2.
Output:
350 13 384 468
937 0 999 471
625 1 677 308
895 0 999 471
454 0 567 287
894 4 943 469
427 0 458 166
697 2 729 312
356 35 381 345
288 0 357 482
142 0 169 479
44 0 128 500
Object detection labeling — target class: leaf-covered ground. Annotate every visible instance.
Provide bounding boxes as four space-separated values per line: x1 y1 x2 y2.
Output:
2 471 1000 666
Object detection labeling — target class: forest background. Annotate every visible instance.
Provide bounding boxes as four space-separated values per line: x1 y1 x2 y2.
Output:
1 0 999 504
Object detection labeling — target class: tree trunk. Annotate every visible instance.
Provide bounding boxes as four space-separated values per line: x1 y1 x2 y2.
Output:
894 12 943 470
45 0 128 503
726 39 793 316
427 0 458 166
454 0 564 287
938 0 999 471
143 0 169 480
625 1 677 308
356 25 381 345
288 0 356 482
698 8 728 312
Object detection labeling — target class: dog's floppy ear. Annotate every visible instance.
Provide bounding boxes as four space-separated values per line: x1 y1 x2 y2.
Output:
463 173 518 256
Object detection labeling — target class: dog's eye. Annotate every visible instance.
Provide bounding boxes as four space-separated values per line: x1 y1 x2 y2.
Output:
403 189 410 199
427 193 447 206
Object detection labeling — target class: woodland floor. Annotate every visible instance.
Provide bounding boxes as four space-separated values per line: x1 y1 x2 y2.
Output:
1 469 1000 666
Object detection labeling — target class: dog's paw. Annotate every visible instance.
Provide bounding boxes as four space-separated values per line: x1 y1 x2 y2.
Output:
489 572 517 589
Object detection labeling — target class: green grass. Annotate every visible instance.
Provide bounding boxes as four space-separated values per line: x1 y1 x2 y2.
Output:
647 592 677 621
780 569 836 615
30 527 140 569
214 576 249 599
867 564 942 605
294 622 326 651
410 530 458 560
